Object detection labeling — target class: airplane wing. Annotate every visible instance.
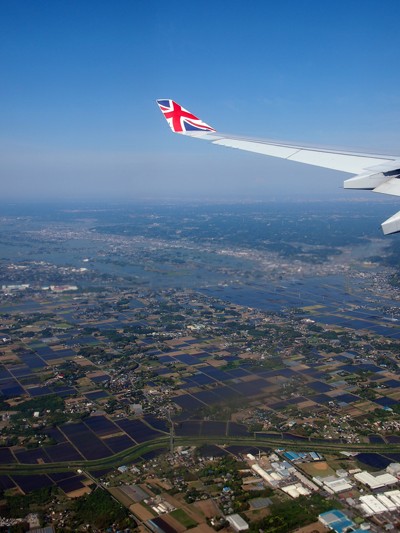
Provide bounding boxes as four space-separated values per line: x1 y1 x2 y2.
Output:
156 99 400 235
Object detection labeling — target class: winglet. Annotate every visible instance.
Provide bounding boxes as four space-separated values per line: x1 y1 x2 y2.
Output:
156 99 216 133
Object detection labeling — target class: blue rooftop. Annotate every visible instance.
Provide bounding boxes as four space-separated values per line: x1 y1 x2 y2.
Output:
319 510 357 533
283 451 299 461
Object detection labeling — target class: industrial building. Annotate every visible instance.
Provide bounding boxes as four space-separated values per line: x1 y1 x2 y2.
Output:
387 462 400 477
359 495 388 514
354 471 398 490
226 513 249 532
384 489 400 507
281 483 311 498
251 464 279 487
315 475 353 494
358 489 400 515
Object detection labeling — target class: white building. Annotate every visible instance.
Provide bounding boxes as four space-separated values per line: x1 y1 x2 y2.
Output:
387 463 400 477
323 476 353 494
226 514 249 532
314 475 352 493
377 493 397 512
384 489 400 507
281 483 311 498
354 471 398 490
50 285 78 292
251 464 278 486
359 495 387 514
359 503 373 517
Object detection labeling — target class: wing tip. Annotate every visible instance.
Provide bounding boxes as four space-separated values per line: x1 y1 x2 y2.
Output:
156 99 216 133
382 210 400 235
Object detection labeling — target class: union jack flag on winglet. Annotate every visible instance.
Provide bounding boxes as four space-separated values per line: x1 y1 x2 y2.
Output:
157 99 216 133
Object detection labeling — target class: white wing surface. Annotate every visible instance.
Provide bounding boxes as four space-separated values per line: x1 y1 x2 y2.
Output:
157 99 400 234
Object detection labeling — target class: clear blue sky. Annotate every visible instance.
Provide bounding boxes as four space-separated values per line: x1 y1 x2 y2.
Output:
1 0 400 202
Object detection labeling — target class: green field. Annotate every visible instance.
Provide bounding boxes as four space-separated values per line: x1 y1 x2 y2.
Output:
170 508 198 528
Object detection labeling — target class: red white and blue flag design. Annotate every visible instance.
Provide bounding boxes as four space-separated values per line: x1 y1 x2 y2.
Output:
156 99 215 133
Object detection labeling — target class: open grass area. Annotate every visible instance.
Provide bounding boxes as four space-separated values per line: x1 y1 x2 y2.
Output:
300 461 335 478
170 508 198 528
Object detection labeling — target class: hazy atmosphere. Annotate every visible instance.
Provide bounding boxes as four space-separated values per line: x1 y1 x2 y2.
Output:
3 4 400 529
1 1 400 202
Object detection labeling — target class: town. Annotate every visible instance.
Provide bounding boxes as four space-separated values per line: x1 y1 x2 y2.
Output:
1 203 400 531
